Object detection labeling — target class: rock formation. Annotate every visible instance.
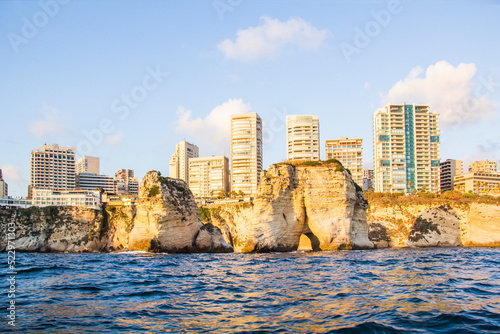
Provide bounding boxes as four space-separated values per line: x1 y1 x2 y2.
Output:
0 171 232 253
367 197 500 248
204 162 374 252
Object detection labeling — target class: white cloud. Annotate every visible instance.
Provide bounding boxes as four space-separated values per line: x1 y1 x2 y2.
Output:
28 103 70 138
105 131 124 146
217 16 329 62
364 82 371 89
384 61 497 126
174 98 252 153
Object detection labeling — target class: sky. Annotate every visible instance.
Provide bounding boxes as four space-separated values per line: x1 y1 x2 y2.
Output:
1 0 500 197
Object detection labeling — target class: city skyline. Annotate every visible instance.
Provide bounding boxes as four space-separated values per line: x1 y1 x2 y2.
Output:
1 1 500 196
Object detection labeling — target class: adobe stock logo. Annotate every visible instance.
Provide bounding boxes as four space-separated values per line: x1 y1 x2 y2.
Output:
7 0 70 53
213 0 243 21
340 0 404 64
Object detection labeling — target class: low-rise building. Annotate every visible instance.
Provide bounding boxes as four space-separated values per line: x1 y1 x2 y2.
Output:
454 171 500 194
32 188 101 209
0 197 32 209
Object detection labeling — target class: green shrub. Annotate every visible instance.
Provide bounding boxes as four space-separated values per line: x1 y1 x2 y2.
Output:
335 165 345 172
199 207 211 222
149 185 160 197
325 159 343 166
300 160 321 166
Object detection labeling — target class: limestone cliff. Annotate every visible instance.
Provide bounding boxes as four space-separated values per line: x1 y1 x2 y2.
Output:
0 171 232 253
0 206 107 252
366 194 500 248
107 171 232 253
203 162 373 253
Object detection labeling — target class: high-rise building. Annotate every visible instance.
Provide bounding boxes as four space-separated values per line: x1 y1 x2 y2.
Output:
188 156 230 198
440 159 463 191
373 104 440 193
325 137 363 185
76 156 100 175
30 144 76 196
0 169 8 197
469 160 498 173
231 113 263 196
286 115 320 161
362 168 374 191
115 169 139 195
169 140 199 184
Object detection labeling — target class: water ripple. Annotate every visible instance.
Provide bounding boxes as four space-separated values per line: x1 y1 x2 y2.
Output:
1 248 499 333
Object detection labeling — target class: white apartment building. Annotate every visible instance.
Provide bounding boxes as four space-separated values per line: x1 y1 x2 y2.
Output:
440 159 463 191
32 188 101 209
30 144 76 196
188 156 230 198
169 140 199 184
76 156 100 175
0 169 7 197
469 160 498 173
286 115 320 161
325 137 363 185
373 104 440 193
231 113 263 196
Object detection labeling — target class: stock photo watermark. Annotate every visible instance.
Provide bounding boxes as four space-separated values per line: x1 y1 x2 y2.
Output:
76 65 169 156
340 0 404 64
7 0 70 53
213 0 244 21
6 221 17 327
263 107 288 144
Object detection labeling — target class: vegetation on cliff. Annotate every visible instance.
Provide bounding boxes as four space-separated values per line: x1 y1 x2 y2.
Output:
365 190 500 208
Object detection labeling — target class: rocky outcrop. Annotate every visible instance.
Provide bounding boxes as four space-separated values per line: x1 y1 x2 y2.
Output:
0 206 106 252
204 163 373 252
367 198 500 248
0 171 233 253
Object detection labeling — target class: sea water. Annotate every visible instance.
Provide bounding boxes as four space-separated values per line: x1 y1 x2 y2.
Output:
2 248 500 333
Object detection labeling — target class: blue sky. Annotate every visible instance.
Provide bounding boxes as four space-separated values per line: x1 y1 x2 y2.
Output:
1 0 499 196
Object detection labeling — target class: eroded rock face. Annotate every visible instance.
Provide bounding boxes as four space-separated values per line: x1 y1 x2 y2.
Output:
367 201 500 248
407 205 461 247
0 171 233 253
462 203 500 247
208 164 374 252
126 172 204 252
0 206 106 253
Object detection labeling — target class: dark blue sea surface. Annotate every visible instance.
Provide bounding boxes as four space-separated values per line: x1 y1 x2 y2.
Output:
2 248 500 333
